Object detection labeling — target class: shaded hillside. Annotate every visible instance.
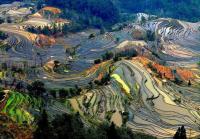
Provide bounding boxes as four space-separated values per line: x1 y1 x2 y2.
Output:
1 0 200 22
34 111 156 139
0 0 20 4
42 0 200 28
45 0 120 28
117 0 200 22
0 113 32 139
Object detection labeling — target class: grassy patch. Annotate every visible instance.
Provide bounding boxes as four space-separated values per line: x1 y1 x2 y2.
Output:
111 74 130 95
2 91 42 124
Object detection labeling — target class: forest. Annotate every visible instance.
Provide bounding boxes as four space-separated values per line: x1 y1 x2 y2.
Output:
3 0 200 26
118 0 200 22
44 0 200 28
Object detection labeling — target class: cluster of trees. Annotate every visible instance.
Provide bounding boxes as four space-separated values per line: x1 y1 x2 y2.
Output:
34 110 156 139
102 51 114 61
94 51 114 64
27 80 46 97
94 73 111 86
0 18 4 24
27 22 86 36
26 80 82 99
50 85 82 99
114 48 138 61
0 31 8 40
94 48 138 65
173 126 187 139
26 24 66 36
94 49 138 64
27 26 54 36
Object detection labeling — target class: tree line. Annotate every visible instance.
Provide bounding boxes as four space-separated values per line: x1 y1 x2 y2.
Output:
34 110 156 139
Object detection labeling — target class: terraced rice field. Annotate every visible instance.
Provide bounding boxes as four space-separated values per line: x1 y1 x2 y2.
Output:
1 10 200 138
1 91 42 124
68 58 200 138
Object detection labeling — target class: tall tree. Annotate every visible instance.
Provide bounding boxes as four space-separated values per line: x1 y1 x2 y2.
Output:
173 126 187 139
34 109 52 139
27 81 46 96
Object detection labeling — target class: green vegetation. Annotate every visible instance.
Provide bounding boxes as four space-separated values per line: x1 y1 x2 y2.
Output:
45 0 119 28
197 61 200 66
57 86 82 98
94 51 114 64
26 23 70 36
38 0 200 30
94 48 138 64
115 48 138 59
94 73 111 86
53 63 70 74
34 110 156 139
2 91 42 124
111 74 130 96
0 1 199 139
0 43 10 52
102 51 114 61
0 31 8 40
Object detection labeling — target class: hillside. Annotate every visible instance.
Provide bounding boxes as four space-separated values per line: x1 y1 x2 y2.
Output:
36 0 200 31
0 0 20 4
2 0 200 23
116 0 200 22
43 0 120 28
1 1 200 139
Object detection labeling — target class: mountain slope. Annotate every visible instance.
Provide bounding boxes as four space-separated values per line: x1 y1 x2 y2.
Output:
116 0 200 22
